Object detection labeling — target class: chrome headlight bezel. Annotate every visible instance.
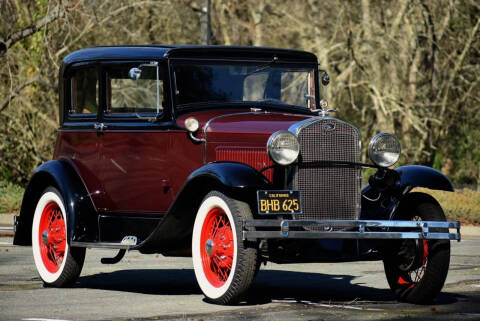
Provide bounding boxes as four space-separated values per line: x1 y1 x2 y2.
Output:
267 130 300 166
368 132 401 167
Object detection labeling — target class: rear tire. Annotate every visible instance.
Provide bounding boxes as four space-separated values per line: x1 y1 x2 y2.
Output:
31 187 85 287
383 192 450 304
192 191 258 304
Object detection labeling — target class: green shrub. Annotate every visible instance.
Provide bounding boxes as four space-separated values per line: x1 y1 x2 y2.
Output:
415 187 480 225
0 181 24 214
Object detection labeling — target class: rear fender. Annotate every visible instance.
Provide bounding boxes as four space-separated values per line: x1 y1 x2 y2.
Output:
136 162 272 254
13 160 98 245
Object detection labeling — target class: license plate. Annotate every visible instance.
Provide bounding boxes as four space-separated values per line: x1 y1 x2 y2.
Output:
257 190 302 215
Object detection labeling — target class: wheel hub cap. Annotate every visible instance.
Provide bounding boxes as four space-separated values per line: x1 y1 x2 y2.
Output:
205 239 214 256
41 230 49 246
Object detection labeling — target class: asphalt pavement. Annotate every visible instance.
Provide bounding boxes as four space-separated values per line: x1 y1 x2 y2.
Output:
0 233 479 321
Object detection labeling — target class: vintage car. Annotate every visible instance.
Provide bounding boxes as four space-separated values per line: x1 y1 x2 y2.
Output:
14 45 460 305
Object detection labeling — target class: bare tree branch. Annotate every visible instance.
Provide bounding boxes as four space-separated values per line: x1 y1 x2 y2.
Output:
440 16 480 117
0 4 64 56
55 1 159 58
0 75 40 112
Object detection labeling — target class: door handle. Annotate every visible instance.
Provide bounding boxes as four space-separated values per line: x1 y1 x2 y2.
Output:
94 123 107 136
94 123 107 131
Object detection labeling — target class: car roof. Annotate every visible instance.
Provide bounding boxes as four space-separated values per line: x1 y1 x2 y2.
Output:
62 45 318 66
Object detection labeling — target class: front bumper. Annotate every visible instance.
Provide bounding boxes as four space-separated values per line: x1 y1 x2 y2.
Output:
242 219 461 241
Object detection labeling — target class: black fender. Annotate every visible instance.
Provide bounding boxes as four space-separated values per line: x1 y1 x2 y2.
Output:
136 162 272 254
13 160 98 245
394 165 453 192
361 165 453 220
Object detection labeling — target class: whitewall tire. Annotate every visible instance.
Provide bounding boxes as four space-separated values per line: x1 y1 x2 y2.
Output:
192 191 258 304
31 187 85 286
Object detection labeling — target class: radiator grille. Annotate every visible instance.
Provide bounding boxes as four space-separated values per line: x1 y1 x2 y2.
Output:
216 147 273 181
294 118 362 222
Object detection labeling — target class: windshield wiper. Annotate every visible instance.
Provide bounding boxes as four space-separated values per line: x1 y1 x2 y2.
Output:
245 56 279 76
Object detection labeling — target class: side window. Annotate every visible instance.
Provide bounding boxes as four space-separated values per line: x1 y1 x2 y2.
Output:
70 67 98 114
107 64 164 114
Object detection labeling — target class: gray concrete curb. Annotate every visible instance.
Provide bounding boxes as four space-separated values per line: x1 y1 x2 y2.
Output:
0 214 15 237
0 214 14 226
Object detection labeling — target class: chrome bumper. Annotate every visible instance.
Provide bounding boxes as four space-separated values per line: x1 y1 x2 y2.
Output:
242 219 461 241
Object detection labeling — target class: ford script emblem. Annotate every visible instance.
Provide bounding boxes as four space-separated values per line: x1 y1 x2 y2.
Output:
323 123 335 131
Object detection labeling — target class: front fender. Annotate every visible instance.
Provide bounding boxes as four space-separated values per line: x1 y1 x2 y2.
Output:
13 160 97 245
361 165 453 220
395 165 453 192
136 162 272 254
187 161 272 189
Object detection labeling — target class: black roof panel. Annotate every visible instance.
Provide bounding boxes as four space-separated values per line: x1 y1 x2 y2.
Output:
62 45 317 65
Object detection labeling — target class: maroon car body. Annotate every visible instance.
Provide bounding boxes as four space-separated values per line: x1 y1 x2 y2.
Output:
14 45 460 305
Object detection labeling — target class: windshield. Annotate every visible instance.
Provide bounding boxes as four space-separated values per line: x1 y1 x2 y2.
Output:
173 62 316 110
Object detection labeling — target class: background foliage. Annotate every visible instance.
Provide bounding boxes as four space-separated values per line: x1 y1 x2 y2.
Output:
0 0 479 186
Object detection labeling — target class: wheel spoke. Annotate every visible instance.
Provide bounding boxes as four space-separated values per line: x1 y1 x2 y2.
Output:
211 216 221 238
200 206 235 287
38 201 67 273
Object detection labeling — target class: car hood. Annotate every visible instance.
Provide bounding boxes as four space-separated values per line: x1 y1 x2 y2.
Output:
177 109 313 142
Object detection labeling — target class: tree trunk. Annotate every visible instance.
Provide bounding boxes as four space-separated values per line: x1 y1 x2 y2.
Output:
200 0 211 44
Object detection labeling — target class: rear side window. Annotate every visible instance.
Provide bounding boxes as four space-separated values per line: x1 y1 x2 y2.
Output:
69 67 98 114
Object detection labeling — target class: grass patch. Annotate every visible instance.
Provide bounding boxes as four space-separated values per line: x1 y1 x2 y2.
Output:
0 181 24 214
414 187 480 225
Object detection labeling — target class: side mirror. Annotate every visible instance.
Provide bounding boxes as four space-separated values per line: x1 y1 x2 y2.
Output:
321 72 330 86
129 67 142 80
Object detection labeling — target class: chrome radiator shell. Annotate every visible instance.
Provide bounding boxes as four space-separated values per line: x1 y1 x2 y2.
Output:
289 117 362 222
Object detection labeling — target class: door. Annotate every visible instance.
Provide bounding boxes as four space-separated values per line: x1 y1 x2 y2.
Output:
97 61 173 215
56 64 104 208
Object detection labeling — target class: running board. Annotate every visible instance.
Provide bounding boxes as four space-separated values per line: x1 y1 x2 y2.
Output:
71 236 138 250
70 241 131 249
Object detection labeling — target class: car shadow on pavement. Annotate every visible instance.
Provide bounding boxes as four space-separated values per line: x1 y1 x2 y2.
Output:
247 269 394 304
78 268 202 295
77 268 461 306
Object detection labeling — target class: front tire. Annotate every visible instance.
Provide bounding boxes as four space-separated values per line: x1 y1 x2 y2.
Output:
383 192 451 304
192 191 258 304
32 187 85 287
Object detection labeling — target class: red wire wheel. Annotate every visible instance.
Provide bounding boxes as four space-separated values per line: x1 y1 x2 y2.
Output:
397 239 429 288
200 207 234 287
32 187 85 287
192 191 259 304
383 192 451 304
38 201 67 273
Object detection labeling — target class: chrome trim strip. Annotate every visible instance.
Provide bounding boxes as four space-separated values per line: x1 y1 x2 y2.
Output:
242 219 461 241
189 131 206 143
288 116 362 142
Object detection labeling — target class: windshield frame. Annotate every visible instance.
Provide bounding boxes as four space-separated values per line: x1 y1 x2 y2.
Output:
168 57 320 117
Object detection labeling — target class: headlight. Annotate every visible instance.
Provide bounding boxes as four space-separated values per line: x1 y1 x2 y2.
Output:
368 132 401 167
267 131 300 165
